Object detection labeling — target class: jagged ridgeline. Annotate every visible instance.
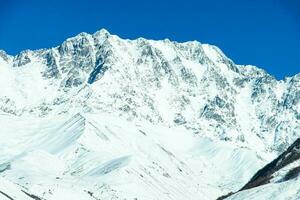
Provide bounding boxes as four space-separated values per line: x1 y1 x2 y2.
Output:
0 29 299 154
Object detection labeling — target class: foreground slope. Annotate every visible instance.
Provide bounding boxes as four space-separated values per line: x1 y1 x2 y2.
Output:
224 138 300 200
0 112 265 200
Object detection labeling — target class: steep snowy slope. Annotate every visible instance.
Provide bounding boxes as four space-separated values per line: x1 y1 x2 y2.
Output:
223 138 300 200
0 29 299 199
0 112 265 200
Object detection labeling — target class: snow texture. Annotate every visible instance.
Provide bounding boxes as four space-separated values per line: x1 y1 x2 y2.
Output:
0 29 299 200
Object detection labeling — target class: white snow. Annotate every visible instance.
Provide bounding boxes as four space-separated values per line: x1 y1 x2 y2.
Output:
0 29 299 199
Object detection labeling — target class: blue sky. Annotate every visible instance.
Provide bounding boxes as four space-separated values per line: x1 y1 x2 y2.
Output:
0 0 299 79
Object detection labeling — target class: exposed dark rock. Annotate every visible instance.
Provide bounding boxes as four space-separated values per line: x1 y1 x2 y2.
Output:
13 51 31 67
0 191 14 200
21 190 43 200
42 50 60 79
0 50 10 62
218 138 300 200
0 162 11 173
284 165 300 181
241 138 300 190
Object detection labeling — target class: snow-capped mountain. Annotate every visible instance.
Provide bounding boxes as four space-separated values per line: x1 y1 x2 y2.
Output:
0 29 299 200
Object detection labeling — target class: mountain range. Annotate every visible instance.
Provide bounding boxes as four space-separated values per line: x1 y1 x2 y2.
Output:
0 29 299 200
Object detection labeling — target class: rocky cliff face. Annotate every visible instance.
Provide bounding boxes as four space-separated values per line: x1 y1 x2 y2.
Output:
1 29 299 154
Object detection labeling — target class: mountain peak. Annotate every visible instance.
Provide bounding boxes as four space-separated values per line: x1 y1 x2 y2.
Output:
0 50 11 62
93 28 111 40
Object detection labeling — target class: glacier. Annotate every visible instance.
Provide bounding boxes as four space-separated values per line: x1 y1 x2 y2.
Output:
0 29 299 200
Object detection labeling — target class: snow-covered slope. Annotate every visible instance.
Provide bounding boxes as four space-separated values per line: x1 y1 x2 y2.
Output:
223 138 300 200
0 29 299 199
0 112 265 200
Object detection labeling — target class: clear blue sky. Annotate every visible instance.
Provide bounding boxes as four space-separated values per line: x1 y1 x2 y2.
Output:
0 0 299 79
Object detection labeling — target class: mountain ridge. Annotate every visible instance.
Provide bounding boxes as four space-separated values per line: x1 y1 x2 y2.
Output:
1 29 299 154
1 28 298 81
